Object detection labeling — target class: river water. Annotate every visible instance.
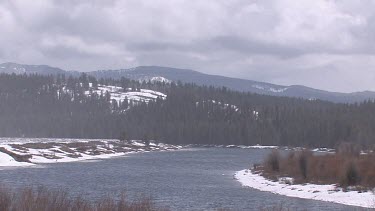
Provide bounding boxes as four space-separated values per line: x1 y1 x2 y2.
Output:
0 148 365 210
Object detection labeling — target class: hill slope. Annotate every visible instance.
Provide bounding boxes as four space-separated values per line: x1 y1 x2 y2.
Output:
0 62 66 75
2 73 375 148
90 66 375 103
1 62 374 103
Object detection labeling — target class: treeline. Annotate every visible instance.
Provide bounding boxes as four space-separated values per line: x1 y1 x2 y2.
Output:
1 73 375 148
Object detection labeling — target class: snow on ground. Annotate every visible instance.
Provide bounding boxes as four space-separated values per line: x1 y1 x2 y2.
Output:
0 152 34 167
235 169 375 208
131 140 146 147
252 84 289 93
138 76 171 83
245 145 278 149
27 149 127 164
224 145 278 149
196 100 262 120
269 87 289 93
0 137 110 144
0 138 182 168
150 76 171 83
311 147 335 153
85 85 167 104
187 144 337 153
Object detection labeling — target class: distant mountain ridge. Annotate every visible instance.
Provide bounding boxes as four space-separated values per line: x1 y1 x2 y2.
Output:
1 62 374 103
0 62 66 75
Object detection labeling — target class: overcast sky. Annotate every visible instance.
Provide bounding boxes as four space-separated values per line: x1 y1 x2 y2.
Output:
1 0 375 92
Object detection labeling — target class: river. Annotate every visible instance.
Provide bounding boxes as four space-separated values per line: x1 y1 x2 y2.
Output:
0 148 363 210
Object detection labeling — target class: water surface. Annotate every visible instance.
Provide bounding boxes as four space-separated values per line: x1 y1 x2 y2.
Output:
0 148 365 210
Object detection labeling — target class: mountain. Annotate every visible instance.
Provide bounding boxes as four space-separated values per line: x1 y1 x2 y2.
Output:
0 62 66 75
90 66 375 103
1 62 374 103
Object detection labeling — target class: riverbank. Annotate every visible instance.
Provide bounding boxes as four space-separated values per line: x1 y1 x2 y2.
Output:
187 144 337 153
0 138 182 167
235 169 375 208
0 141 333 168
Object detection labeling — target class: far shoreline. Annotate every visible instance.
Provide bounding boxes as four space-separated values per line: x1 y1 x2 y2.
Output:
0 141 340 168
0 139 183 168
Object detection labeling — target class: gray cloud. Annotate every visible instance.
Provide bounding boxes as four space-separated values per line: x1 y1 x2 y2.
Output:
0 0 375 92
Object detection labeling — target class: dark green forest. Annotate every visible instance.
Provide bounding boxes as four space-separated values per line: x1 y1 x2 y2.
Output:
1 73 375 148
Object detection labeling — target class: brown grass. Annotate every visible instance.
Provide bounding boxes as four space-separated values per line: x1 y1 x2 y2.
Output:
0 185 167 211
261 147 375 189
21 142 58 149
258 204 299 211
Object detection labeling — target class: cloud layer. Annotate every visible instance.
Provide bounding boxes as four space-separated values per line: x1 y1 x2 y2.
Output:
1 0 375 92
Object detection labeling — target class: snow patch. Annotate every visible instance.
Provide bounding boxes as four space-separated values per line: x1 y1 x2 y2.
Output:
138 76 171 83
85 85 167 105
269 87 289 93
150 76 171 83
0 152 34 167
252 85 289 93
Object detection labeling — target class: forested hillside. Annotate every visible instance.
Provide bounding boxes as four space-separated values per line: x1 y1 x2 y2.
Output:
2 62 375 103
1 73 375 148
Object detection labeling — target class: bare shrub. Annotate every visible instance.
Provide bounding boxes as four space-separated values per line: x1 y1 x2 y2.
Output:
337 142 360 157
261 149 375 189
279 152 298 178
259 203 295 211
264 150 281 172
0 185 166 211
357 154 375 187
21 142 57 149
298 151 311 180
340 162 360 188
0 185 12 211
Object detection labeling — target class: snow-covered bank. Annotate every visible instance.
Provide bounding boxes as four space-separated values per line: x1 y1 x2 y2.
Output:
188 144 336 152
0 151 35 167
187 144 279 149
0 138 182 168
235 169 375 208
225 145 278 149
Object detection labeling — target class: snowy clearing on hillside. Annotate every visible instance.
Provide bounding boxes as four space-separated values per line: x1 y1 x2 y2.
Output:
252 84 289 93
0 138 182 168
235 169 375 208
85 85 167 104
196 100 262 120
196 100 239 112
138 76 171 83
